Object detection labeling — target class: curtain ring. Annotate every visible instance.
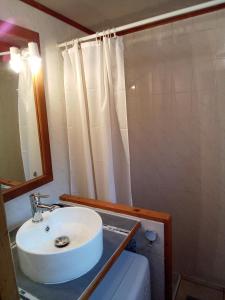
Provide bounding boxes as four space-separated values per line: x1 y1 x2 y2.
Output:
65 42 68 51
113 28 117 38
107 29 110 38
96 32 100 44
101 30 104 41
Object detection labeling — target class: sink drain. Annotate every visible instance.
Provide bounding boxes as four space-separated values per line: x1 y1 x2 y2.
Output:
54 236 70 248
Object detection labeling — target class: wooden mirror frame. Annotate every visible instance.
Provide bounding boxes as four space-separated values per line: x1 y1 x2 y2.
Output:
0 193 19 299
0 20 53 202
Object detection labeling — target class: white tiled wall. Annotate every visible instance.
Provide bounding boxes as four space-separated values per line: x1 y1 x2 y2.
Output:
124 10 225 287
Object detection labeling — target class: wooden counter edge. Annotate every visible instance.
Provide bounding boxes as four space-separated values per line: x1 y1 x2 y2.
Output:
81 222 140 300
0 194 19 300
60 194 171 223
60 194 172 300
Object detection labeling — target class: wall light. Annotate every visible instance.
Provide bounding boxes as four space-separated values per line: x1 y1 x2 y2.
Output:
28 42 41 75
9 47 22 73
9 42 41 74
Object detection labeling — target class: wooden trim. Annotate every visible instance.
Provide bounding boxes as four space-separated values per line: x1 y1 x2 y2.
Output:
0 41 11 51
0 178 22 187
19 0 95 35
60 194 171 223
1 20 53 202
0 20 39 44
0 41 11 62
19 0 225 38
3 175 53 202
81 222 140 299
164 213 172 300
0 194 19 300
60 194 172 300
117 3 225 36
32 69 53 178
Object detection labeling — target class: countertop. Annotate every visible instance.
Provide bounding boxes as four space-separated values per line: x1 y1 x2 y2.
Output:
10 208 140 300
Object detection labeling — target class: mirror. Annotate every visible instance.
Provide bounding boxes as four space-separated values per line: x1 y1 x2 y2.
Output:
0 20 53 201
0 57 42 187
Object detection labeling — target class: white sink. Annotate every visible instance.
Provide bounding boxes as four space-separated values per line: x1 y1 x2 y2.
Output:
16 206 103 284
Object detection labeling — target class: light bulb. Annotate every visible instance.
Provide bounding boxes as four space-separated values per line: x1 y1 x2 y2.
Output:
28 55 41 74
28 42 41 74
9 47 22 73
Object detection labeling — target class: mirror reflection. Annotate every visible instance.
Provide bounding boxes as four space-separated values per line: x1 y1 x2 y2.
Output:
0 45 42 191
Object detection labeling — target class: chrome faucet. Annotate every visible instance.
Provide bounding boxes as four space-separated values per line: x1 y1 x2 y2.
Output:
30 193 60 223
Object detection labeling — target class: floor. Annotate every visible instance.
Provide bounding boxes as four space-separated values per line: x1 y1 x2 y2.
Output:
175 280 224 300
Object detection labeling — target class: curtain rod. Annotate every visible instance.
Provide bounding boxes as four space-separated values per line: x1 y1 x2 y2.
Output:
58 0 225 49
0 51 10 56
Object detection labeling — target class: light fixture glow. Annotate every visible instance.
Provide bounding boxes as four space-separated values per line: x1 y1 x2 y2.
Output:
28 42 41 74
28 55 41 74
9 47 22 73
9 42 42 74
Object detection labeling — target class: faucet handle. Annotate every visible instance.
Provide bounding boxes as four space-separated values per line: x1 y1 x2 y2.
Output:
38 193 49 199
30 193 49 203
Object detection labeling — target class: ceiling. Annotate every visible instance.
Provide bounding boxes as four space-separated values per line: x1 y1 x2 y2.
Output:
35 0 213 32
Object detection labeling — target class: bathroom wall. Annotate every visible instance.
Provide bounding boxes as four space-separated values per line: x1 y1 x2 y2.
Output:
2 0 225 288
124 10 225 286
0 62 25 181
0 0 85 228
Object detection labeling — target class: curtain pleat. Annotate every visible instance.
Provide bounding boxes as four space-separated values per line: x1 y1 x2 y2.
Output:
18 61 42 180
63 37 132 205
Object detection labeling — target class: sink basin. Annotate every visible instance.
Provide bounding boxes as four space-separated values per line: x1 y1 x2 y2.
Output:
16 206 103 284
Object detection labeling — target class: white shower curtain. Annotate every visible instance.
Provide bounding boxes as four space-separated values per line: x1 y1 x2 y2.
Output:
18 60 42 180
63 36 132 205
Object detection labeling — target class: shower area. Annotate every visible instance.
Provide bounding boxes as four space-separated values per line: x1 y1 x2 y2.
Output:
61 2 225 290
124 10 225 288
